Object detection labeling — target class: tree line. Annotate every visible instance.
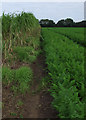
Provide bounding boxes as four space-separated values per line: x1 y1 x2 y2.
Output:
39 18 86 27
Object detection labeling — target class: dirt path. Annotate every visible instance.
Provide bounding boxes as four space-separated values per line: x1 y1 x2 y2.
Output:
20 54 58 118
2 54 58 119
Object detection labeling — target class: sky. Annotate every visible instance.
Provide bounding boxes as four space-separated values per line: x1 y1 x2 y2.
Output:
1 2 85 23
1 0 85 2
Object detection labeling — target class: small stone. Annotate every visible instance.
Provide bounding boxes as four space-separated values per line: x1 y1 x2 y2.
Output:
38 104 41 107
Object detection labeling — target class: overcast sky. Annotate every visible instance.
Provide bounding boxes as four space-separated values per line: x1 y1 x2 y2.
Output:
1 0 85 2
2 2 85 23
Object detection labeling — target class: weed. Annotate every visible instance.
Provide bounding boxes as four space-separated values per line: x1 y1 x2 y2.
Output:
13 46 39 63
37 76 49 92
2 66 14 85
10 112 17 116
17 100 23 107
13 66 33 94
20 114 23 118
3 66 33 94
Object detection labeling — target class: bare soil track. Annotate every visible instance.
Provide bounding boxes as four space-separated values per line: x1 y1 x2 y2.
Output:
2 54 58 119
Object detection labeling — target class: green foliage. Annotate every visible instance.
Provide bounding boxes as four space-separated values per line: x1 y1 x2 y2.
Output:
13 46 40 63
12 67 32 94
0 102 2 109
10 112 17 116
2 66 33 94
2 12 40 39
2 13 11 37
42 28 84 118
17 100 23 107
20 114 23 118
51 83 84 118
2 67 14 85
37 76 49 92
2 12 41 63
39 19 55 27
49 27 85 47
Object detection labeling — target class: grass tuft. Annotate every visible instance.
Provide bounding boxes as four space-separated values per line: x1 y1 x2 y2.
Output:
3 66 33 94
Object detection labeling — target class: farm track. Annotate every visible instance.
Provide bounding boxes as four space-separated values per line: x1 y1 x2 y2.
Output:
2 54 58 119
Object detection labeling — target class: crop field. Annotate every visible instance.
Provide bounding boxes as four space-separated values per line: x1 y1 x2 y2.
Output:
2 12 85 119
42 27 85 118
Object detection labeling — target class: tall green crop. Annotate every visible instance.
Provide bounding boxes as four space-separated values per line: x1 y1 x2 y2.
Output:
2 12 41 63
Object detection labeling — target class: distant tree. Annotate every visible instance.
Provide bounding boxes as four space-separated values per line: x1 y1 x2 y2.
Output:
49 20 55 27
65 18 74 27
56 19 65 27
39 18 86 27
74 21 86 27
56 18 74 27
39 19 55 27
